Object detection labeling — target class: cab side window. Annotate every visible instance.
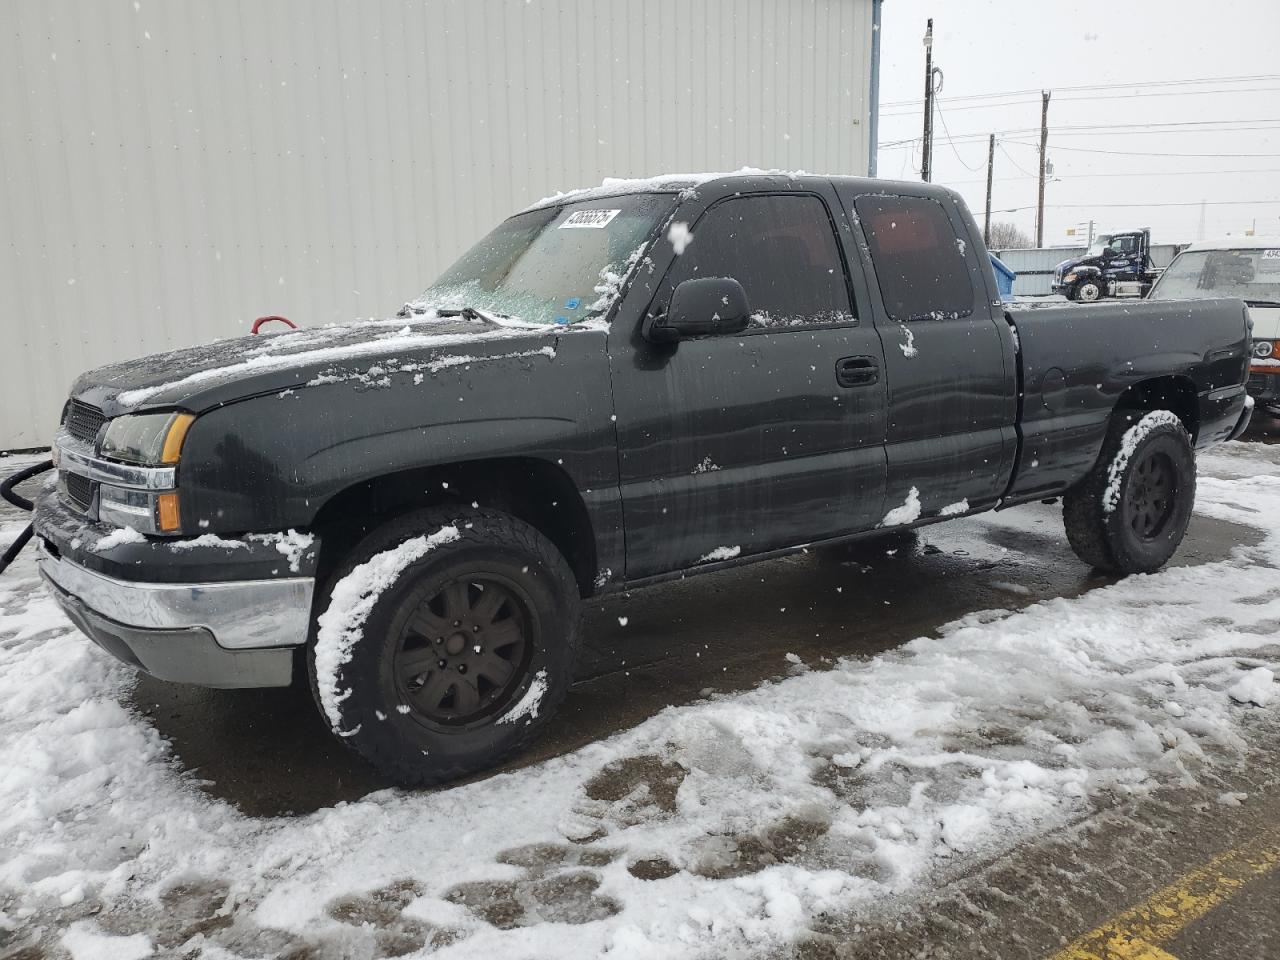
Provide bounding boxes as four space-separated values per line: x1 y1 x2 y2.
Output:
667 194 853 328
854 194 973 322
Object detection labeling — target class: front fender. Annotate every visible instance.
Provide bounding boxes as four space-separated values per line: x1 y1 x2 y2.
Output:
176 332 618 533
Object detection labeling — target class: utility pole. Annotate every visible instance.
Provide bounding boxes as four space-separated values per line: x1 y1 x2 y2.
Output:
1034 90 1054 248
1036 90 1050 247
921 19 934 182
984 134 995 245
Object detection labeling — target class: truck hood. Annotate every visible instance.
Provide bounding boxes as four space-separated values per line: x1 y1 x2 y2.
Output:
1055 255 1097 275
70 314 564 417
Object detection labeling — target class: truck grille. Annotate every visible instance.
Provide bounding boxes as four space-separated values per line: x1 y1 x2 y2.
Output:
63 471 95 511
64 400 107 444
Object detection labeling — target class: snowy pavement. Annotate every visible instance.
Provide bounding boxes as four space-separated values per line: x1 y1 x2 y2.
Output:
1 444 1279 959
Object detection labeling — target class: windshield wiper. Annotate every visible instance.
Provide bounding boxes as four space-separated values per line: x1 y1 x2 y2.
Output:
395 303 511 321
1244 299 1280 308
436 306 510 322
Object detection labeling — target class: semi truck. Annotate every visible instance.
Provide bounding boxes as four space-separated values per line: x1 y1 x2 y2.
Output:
1052 228 1170 301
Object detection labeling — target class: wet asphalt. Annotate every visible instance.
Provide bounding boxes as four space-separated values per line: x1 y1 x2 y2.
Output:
127 417 1278 819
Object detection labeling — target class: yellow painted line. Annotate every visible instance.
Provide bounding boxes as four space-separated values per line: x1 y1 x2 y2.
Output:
1049 828 1280 960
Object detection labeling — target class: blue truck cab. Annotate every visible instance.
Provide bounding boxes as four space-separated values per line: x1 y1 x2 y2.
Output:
1052 229 1155 302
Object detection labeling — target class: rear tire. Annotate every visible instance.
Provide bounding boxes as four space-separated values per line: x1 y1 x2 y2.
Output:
307 507 580 786
1062 411 1195 574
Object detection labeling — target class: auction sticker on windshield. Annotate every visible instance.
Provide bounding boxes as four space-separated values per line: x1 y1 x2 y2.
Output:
1263 249 1280 260
560 208 621 228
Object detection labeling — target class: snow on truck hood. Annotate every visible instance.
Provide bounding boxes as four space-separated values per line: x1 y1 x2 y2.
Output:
71 312 563 415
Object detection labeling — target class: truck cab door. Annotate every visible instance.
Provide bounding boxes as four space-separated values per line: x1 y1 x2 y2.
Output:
607 181 887 580
836 187 1018 518
1107 233 1142 279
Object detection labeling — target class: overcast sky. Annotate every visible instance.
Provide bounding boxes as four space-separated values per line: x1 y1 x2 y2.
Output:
875 0 1280 246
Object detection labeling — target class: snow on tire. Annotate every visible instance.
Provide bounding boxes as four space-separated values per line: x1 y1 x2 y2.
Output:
1063 409 1195 575
307 506 581 786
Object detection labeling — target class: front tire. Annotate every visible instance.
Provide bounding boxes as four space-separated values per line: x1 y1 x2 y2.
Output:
1063 410 1195 574
307 507 580 786
1073 277 1104 302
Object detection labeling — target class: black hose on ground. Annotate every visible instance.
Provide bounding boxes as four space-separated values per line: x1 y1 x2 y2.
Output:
0 459 54 575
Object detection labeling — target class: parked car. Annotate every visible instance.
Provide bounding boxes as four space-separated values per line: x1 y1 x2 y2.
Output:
1148 237 1280 417
32 172 1253 785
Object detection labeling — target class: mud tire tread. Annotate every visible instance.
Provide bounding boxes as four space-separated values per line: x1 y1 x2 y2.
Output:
305 506 580 787
1062 412 1194 575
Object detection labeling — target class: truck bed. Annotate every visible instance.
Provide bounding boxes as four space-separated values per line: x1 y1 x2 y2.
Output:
1005 297 1252 502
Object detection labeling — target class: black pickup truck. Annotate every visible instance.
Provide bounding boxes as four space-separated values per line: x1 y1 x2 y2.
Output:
29 173 1253 785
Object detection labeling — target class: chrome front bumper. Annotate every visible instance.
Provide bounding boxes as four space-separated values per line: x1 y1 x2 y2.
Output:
38 544 314 688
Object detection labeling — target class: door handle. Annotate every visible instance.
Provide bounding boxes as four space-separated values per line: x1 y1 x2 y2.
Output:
835 356 879 388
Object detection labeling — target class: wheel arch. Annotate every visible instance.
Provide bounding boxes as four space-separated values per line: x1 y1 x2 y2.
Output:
1112 375 1199 441
309 456 599 598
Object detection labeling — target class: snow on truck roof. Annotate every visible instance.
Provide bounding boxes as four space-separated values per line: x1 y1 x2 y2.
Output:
1181 236 1280 252
524 168 952 212
524 168 816 210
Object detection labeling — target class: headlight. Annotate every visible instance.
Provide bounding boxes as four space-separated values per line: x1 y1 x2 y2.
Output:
1064 273 1078 283
100 412 195 465
1253 340 1275 360
96 412 193 533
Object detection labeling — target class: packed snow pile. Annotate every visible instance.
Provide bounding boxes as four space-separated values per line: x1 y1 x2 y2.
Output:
1 445 1279 959
1228 667 1275 706
698 545 742 563
880 487 921 526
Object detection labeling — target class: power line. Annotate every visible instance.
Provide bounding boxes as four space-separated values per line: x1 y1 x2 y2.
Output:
878 85 1280 118
996 142 1039 178
880 73 1280 109
933 99 985 172
882 118 1280 144
993 199 1280 213
948 166 1280 186
998 140 1280 159
881 124 1280 154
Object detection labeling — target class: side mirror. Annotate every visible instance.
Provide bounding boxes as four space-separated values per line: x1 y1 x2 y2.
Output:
644 277 751 343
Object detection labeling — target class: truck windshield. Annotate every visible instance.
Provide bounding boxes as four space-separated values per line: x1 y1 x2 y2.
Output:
410 193 673 325
1149 248 1280 305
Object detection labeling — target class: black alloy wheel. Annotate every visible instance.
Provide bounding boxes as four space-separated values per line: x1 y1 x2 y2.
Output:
395 576 532 726
1121 450 1176 541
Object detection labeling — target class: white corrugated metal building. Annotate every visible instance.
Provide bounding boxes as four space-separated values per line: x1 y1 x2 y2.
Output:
0 0 877 449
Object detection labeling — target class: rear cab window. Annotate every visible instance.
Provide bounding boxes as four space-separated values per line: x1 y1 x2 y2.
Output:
854 194 974 322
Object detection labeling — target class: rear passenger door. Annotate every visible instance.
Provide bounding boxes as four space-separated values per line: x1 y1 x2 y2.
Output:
839 189 1017 517
608 185 887 579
